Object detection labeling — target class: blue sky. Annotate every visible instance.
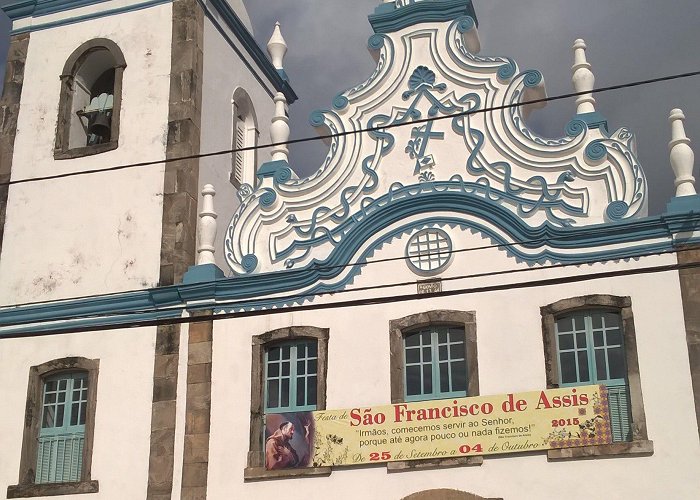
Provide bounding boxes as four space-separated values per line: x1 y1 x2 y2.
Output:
1 0 699 215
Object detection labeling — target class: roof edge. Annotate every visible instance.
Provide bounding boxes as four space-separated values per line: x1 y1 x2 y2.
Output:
369 0 478 34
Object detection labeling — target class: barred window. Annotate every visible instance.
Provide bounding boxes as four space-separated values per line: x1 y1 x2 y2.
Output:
405 229 452 274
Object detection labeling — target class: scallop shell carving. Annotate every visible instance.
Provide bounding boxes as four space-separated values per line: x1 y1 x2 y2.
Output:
408 66 436 89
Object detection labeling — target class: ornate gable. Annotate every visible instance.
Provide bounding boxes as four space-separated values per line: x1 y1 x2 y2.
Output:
225 0 647 277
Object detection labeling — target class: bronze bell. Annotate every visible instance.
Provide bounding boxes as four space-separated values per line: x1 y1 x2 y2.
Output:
88 111 111 140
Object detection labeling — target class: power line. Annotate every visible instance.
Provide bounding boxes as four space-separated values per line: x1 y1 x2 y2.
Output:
0 245 692 330
2 69 699 188
2 213 695 311
1 257 696 338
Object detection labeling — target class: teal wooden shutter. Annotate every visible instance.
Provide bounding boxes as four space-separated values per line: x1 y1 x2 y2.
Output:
233 118 245 184
607 385 632 442
36 373 87 483
555 311 632 442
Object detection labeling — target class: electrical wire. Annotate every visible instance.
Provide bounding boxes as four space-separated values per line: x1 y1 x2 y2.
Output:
1 69 699 188
2 212 696 311
2 257 697 338
1 70 698 330
0 245 693 331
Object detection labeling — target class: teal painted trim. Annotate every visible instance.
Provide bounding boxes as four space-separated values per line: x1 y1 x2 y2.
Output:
277 68 289 82
0 289 174 326
256 160 292 185
372 3 396 15
369 0 478 34
8 0 171 35
32 0 106 17
2 207 700 336
575 112 609 134
183 263 225 284
0 309 183 337
1 0 37 20
203 0 297 103
665 195 700 215
663 200 700 236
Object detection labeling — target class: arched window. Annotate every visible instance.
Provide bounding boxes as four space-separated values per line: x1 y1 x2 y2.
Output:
8 357 99 498
387 310 482 471
230 88 258 188
402 490 501 500
245 326 330 479
55 39 126 159
541 295 653 459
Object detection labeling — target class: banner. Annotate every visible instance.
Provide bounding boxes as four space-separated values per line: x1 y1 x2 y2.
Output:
263 385 612 470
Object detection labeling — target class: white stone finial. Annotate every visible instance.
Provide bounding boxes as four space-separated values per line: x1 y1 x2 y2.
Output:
197 184 218 265
669 109 697 197
267 21 287 70
571 39 596 114
270 92 290 162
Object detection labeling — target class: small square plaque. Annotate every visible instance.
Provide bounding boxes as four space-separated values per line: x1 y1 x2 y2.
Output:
417 280 442 295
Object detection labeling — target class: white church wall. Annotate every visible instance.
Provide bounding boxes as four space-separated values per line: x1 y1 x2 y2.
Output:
206 249 700 499
199 15 277 274
0 4 174 304
0 326 157 499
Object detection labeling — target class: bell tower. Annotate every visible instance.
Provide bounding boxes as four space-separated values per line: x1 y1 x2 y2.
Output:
0 0 296 303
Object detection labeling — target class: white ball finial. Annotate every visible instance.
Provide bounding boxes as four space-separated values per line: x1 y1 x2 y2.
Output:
571 39 596 115
267 21 288 70
197 184 218 265
270 92 290 162
669 109 697 197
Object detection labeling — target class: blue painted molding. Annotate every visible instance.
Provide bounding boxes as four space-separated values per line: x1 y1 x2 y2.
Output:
1 206 700 337
257 160 290 179
575 111 609 134
665 195 700 215
6 0 171 34
1 0 297 103
369 0 478 34
2 0 106 20
1 0 37 19
183 263 225 284
0 286 185 336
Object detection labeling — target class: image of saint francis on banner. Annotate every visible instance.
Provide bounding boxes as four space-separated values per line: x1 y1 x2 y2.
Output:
264 412 316 470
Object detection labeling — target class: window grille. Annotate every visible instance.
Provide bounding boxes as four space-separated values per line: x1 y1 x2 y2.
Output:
404 326 467 401
406 229 452 273
264 340 318 413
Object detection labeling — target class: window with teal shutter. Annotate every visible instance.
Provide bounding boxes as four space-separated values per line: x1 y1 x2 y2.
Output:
555 311 632 442
403 326 468 402
36 372 88 483
264 340 318 413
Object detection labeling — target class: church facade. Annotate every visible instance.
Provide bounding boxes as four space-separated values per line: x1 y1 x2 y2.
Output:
1 1 699 499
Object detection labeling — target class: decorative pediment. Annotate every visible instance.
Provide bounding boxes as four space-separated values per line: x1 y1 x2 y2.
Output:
225 3 647 277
